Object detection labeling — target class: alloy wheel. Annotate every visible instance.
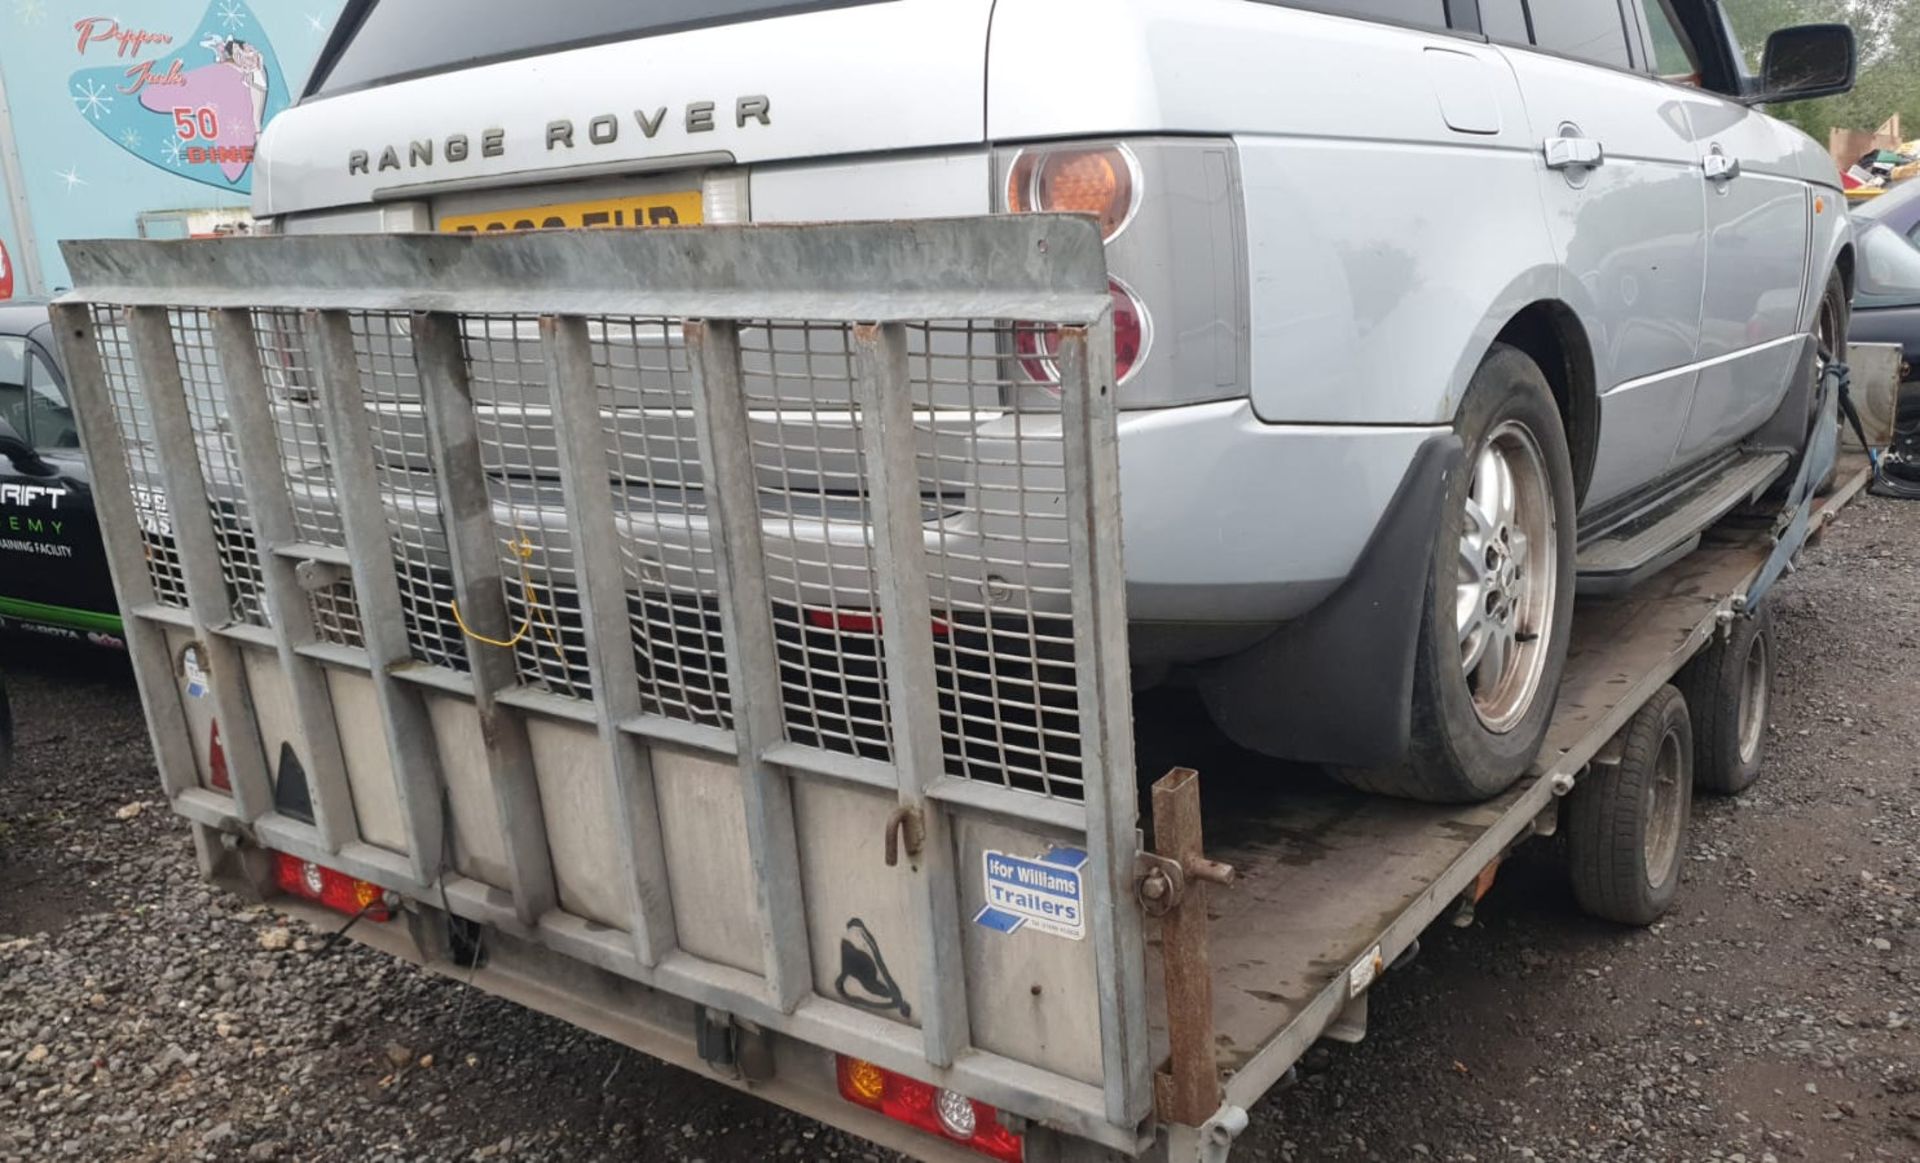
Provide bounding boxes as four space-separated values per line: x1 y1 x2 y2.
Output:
1456 419 1559 734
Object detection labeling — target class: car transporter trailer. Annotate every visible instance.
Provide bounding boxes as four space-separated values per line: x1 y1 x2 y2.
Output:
50 217 1872 1163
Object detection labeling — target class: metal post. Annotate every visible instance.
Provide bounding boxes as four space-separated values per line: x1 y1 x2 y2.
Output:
1057 323 1154 1126
539 312 678 963
48 304 200 799
306 309 447 886
1151 767 1222 1127
124 306 274 824
850 320 970 1067
683 318 812 1009
410 310 558 926
207 308 359 854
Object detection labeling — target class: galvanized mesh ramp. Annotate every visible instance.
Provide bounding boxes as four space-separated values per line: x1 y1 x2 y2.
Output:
53 219 1152 1149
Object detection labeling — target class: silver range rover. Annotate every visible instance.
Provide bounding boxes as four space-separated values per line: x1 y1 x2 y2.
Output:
209 0 1852 802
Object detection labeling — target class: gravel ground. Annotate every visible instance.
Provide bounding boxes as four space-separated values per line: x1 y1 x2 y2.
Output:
2 494 1917 1162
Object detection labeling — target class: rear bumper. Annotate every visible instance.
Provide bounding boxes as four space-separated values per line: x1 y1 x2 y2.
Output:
214 400 1446 673
1117 400 1445 655
1194 431 1463 766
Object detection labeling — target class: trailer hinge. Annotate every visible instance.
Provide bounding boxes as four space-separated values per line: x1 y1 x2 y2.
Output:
694 1006 775 1083
1165 1103 1250 1163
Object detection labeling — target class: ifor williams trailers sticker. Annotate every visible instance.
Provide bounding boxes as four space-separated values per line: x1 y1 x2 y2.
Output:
973 846 1088 941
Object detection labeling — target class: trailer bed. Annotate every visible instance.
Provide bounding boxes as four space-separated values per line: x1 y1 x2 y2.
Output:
1142 456 1873 1112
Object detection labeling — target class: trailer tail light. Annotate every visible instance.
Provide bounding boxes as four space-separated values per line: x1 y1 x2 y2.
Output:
208 720 230 792
272 853 392 922
836 1056 1023 1161
1006 145 1138 240
1017 276 1148 388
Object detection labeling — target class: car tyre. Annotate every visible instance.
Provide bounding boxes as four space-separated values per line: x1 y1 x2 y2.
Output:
1781 269 1849 498
1335 343 1576 802
1680 602 1772 796
1567 684 1693 926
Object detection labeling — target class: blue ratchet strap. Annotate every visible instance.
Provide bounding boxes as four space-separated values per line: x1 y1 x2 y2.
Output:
1745 352 1847 611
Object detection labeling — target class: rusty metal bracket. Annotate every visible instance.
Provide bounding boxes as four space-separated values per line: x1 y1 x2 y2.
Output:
882 806 924 868
1138 846 1235 917
1148 767 1238 1129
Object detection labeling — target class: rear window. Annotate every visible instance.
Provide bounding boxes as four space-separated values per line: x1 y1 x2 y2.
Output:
308 0 884 97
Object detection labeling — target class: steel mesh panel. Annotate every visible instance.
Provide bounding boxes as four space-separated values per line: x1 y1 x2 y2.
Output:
87 298 1088 801
88 305 189 607
595 316 733 728
254 309 366 650
169 309 269 626
462 315 591 697
740 321 895 762
255 309 347 545
913 322 1082 799
308 579 366 649
350 311 468 672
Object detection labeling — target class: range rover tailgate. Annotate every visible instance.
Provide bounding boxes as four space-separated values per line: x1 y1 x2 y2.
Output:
255 0 993 218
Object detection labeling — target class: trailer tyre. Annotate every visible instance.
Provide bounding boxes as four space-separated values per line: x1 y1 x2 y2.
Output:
1681 604 1773 795
1567 684 1693 926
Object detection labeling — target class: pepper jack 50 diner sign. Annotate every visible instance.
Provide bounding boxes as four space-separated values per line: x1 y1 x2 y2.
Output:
67 0 290 193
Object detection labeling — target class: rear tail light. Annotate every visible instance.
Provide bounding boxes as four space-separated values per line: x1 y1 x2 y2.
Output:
804 608 952 636
208 720 230 792
1016 276 1148 389
836 1056 1023 1161
1006 145 1138 240
272 852 392 922
1004 143 1151 391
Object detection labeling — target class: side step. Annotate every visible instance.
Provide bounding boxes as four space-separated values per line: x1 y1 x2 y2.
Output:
1576 451 1789 595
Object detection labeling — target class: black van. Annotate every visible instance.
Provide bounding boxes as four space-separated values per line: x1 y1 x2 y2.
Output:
0 302 120 648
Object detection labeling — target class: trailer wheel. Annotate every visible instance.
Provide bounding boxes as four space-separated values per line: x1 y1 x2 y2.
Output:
1566 684 1693 926
1681 604 1773 795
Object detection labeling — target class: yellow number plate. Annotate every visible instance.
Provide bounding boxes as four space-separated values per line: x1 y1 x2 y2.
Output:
438 190 703 233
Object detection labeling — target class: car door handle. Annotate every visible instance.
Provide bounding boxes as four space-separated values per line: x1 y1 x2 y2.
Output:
1703 151 1741 182
1543 136 1605 170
